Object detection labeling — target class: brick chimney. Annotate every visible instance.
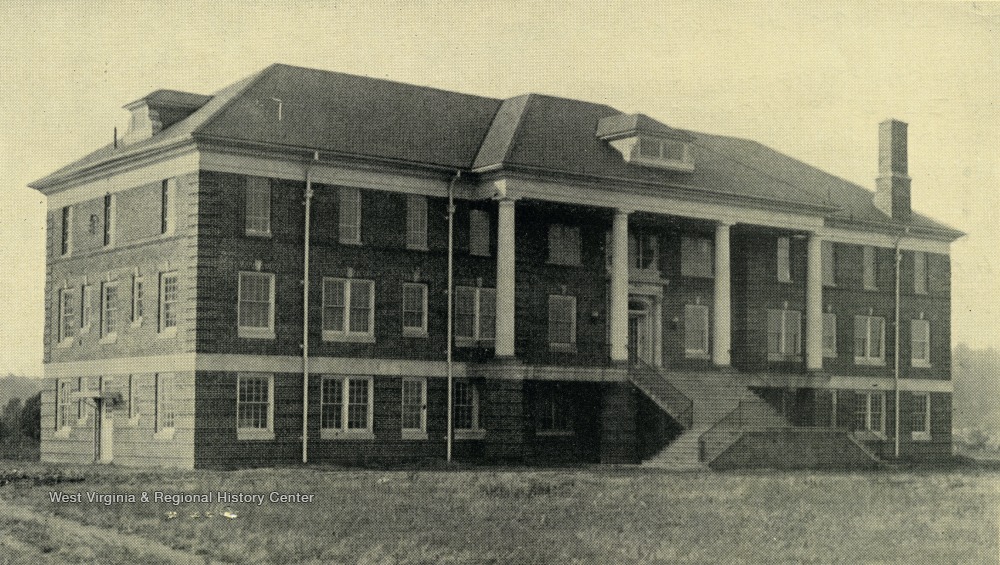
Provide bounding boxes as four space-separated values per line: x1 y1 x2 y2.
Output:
874 119 911 222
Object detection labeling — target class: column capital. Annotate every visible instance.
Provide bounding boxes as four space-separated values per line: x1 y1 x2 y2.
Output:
495 195 518 205
614 208 633 217
715 220 735 228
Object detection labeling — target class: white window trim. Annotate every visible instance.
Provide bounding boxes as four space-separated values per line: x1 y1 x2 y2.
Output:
547 224 582 266
854 315 886 366
236 373 275 440
153 373 175 441
338 187 362 245
99 281 119 344
856 391 887 439
777 237 791 283
322 278 376 343
401 377 428 440
158 272 178 337
469 209 490 257
453 380 485 440
911 392 932 441
401 282 428 338
320 376 375 440
911 319 931 368
406 195 428 251
57 287 77 347
684 304 710 358
237 271 277 339
454 286 495 347
244 177 272 237
767 309 802 361
548 295 577 352
822 312 837 358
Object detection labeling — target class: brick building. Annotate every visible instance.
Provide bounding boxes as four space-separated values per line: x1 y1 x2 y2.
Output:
31 64 962 469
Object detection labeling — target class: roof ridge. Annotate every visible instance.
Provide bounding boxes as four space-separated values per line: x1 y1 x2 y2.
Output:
191 64 281 136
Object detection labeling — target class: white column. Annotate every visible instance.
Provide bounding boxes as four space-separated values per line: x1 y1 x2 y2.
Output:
609 209 630 363
495 198 516 358
806 231 824 371
713 222 731 367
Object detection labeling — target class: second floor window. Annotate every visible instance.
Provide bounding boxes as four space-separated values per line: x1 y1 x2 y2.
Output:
914 251 928 294
454 286 495 344
854 315 885 365
548 224 582 266
58 288 77 342
547 295 577 350
777 237 791 282
322 278 374 341
630 231 658 271
681 237 713 278
862 246 877 290
100 282 119 339
159 272 178 332
245 177 271 236
822 241 836 286
469 209 490 257
767 309 802 360
238 272 275 338
911 319 931 367
60 206 72 256
402 283 428 337
406 195 428 250
338 187 361 244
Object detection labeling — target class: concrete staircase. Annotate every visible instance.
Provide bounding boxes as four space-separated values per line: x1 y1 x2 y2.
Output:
634 369 787 470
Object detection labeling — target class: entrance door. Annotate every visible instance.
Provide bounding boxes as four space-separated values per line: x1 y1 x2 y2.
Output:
628 298 653 365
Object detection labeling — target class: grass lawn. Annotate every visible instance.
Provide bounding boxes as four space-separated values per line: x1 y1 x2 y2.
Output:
1 460 998 564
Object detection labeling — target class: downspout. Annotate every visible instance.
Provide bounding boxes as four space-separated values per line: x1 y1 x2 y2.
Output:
446 170 461 462
893 228 907 458
302 151 318 464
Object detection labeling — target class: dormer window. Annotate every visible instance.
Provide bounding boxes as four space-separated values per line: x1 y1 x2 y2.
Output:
597 113 695 172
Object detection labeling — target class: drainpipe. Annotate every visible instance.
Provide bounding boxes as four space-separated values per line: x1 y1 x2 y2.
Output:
446 170 461 462
302 151 318 464
893 228 907 458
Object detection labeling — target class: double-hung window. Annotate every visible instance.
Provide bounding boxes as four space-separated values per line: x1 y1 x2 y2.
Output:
680 237 713 277
161 178 176 235
322 278 375 342
913 252 928 294
911 319 931 367
402 283 428 337
822 312 837 358
158 272 178 334
406 195 428 250
548 224 582 266
154 373 175 439
629 231 659 271
338 187 361 244
401 378 427 439
320 376 374 439
548 295 577 351
454 286 495 346
80 284 94 334
854 315 886 365
822 241 836 286
767 309 802 360
453 379 484 439
536 383 573 435
684 304 710 358
244 177 271 236
469 209 490 257
777 237 791 282
58 287 77 344
855 391 885 436
238 272 276 339
100 282 119 341
237 373 274 440
910 392 931 441
862 246 877 290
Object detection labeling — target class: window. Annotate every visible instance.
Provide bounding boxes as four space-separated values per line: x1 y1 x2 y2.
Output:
911 392 931 441
60 206 72 256
632 137 694 171
406 195 428 250
536 383 573 435
58 288 77 343
684 304 710 357
402 283 428 337
56 380 71 430
131 275 144 325
100 282 119 340
469 209 490 257
322 278 375 341
854 391 885 435
862 246 877 290
237 373 274 440
629 231 658 271
103 194 114 246
320 376 374 438
822 312 837 358
777 237 791 282
911 319 931 367
76 377 86 423
161 178 176 235
158 272 178 333
914 252 928 294
238 272 276 339
822 241 836 286
767 309 802 360
681 237 713 277
245 177 271 236
854 315 885 365
454 380 483 438
548 224 582 266
338 187 361 244
401 378 427 439
548 295 577 351
126 374 139 421
454 286 495 344
80 285 94 333
154 373 175 437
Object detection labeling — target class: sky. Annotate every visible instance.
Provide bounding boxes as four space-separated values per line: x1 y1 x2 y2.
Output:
0 1 997 376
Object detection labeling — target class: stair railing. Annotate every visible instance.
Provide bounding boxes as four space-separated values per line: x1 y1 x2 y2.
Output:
698 396 789 464
627 361 694 430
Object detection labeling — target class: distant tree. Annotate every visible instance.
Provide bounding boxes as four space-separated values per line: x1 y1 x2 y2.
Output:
2 398 21 431
20 393 40 442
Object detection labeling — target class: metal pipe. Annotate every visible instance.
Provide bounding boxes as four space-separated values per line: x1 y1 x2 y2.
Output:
893 229 905 458
446 170 460 462
302 151 318 464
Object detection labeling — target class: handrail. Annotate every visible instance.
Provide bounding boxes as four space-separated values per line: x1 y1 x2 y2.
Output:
627 361 694 430
698 396 790 463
